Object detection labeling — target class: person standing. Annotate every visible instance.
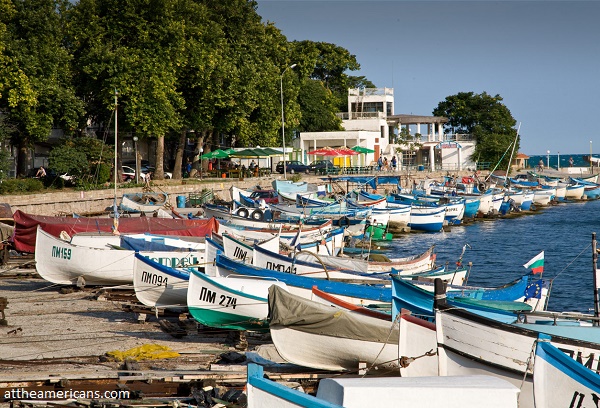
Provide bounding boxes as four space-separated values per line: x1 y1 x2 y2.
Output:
569 156 574 167
391 156 397 172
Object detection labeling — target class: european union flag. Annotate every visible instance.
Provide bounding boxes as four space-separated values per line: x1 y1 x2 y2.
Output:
525 279 543 300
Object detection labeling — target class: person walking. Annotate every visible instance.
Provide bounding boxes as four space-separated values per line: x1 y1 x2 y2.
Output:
391 156 397 172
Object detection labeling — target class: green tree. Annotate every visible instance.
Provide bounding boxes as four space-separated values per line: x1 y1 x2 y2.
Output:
292 40 362 113
1 0 84 176
297 79 342 132
49 136 114 188
67 0 185 180
433 92 517 169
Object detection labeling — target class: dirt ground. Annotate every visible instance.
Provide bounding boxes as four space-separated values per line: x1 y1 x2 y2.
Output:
0 268 300 407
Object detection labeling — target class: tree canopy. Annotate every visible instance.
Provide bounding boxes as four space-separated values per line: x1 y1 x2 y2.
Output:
433 92 518 170
0 0 371 180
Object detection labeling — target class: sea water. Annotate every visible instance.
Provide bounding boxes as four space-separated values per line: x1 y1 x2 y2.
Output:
387 199 600 313
528 153 596 170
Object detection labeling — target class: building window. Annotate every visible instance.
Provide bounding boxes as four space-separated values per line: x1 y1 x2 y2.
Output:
351 102 383 113
386 102 392 116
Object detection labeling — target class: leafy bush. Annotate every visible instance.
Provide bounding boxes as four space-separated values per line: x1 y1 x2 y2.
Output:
290 173 302 182
49 137 115 187
0 178 44 194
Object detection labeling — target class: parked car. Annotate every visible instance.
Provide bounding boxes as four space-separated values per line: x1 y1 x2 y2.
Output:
275 161 310 174
309 159 339 174
122 165 145 182
122 165 172 181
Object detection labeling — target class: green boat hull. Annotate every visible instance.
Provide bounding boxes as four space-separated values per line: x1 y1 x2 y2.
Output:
188 306 269 331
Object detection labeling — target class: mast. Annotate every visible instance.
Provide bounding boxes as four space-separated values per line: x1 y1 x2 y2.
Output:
114 90 118 198
113 90 119 233
504 122 521 187
593 232 599 325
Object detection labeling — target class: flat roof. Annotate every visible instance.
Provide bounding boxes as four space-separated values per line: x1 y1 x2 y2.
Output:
387 114 448 125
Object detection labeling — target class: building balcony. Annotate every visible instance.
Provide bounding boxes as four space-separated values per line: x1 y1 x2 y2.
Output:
348 88 394 97
337 111 386 120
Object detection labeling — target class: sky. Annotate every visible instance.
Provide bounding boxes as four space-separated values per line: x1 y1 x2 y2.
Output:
256 0 600 156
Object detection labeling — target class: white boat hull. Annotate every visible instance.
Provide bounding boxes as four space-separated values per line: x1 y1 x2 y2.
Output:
133 256 189 309
35 226 202 286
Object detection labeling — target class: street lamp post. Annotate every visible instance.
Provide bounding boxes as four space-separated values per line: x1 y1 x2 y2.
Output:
280 63 297 180
557 151 560 171
591 141 593 174
547 150 550 169
199 147 204 179
133 136 139 184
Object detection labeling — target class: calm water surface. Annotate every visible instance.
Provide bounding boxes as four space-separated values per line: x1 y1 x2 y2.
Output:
386 199 600 313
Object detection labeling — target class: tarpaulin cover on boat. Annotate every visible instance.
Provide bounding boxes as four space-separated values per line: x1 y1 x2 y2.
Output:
11 210 218 253
268 285 398 344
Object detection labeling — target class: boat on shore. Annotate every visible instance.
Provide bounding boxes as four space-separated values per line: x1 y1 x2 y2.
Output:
120 192 168 213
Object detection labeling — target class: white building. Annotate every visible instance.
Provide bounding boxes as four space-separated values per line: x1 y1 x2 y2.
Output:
295 88 478 172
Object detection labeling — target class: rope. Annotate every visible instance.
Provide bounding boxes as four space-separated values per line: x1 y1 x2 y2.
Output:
361 313 401 377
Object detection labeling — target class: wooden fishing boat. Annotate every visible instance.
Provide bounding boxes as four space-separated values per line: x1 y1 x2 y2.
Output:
407 205 445 232
268 284 401 372
187 266 287 331
120 192 169 213
311 286 391 320
564 183 585 200
12 210 218 253
133 253 190 309
391 273 549 318
213 246 390 305
293 246 441 278
221 232 280 264
35 226 203 286
246 363 520 408
217 219 333 247
250 242 393 282
434 279 600 408
533 333 600 408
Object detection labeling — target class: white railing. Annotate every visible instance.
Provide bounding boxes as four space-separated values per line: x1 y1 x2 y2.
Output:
337 112 385 120
348 87 393 97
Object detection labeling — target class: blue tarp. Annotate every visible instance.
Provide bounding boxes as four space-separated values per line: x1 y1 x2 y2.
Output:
322 176 401 189
121 235 195 252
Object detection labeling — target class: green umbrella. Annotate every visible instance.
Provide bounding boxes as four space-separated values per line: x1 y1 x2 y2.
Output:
229 148 272 158
222 148 236 154
351 146 375 154
350 146 375 168
259 147 284 156
201 149 229 159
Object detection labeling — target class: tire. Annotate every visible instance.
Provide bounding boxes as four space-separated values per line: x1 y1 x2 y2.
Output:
305 169 310 174
250 209 264 221
290 169 295 174
236 207 249 218
336 216 350 228
478 182 487 192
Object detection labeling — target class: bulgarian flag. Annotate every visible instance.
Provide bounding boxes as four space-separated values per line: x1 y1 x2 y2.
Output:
524 251 544 274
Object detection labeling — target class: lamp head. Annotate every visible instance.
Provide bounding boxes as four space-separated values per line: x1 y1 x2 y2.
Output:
133 136 138 142
290 63 297 69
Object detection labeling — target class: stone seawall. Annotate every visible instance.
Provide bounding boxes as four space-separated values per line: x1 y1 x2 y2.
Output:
1 170 480 216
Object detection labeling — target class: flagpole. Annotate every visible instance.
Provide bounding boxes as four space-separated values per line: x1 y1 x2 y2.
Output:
593 232 599 326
